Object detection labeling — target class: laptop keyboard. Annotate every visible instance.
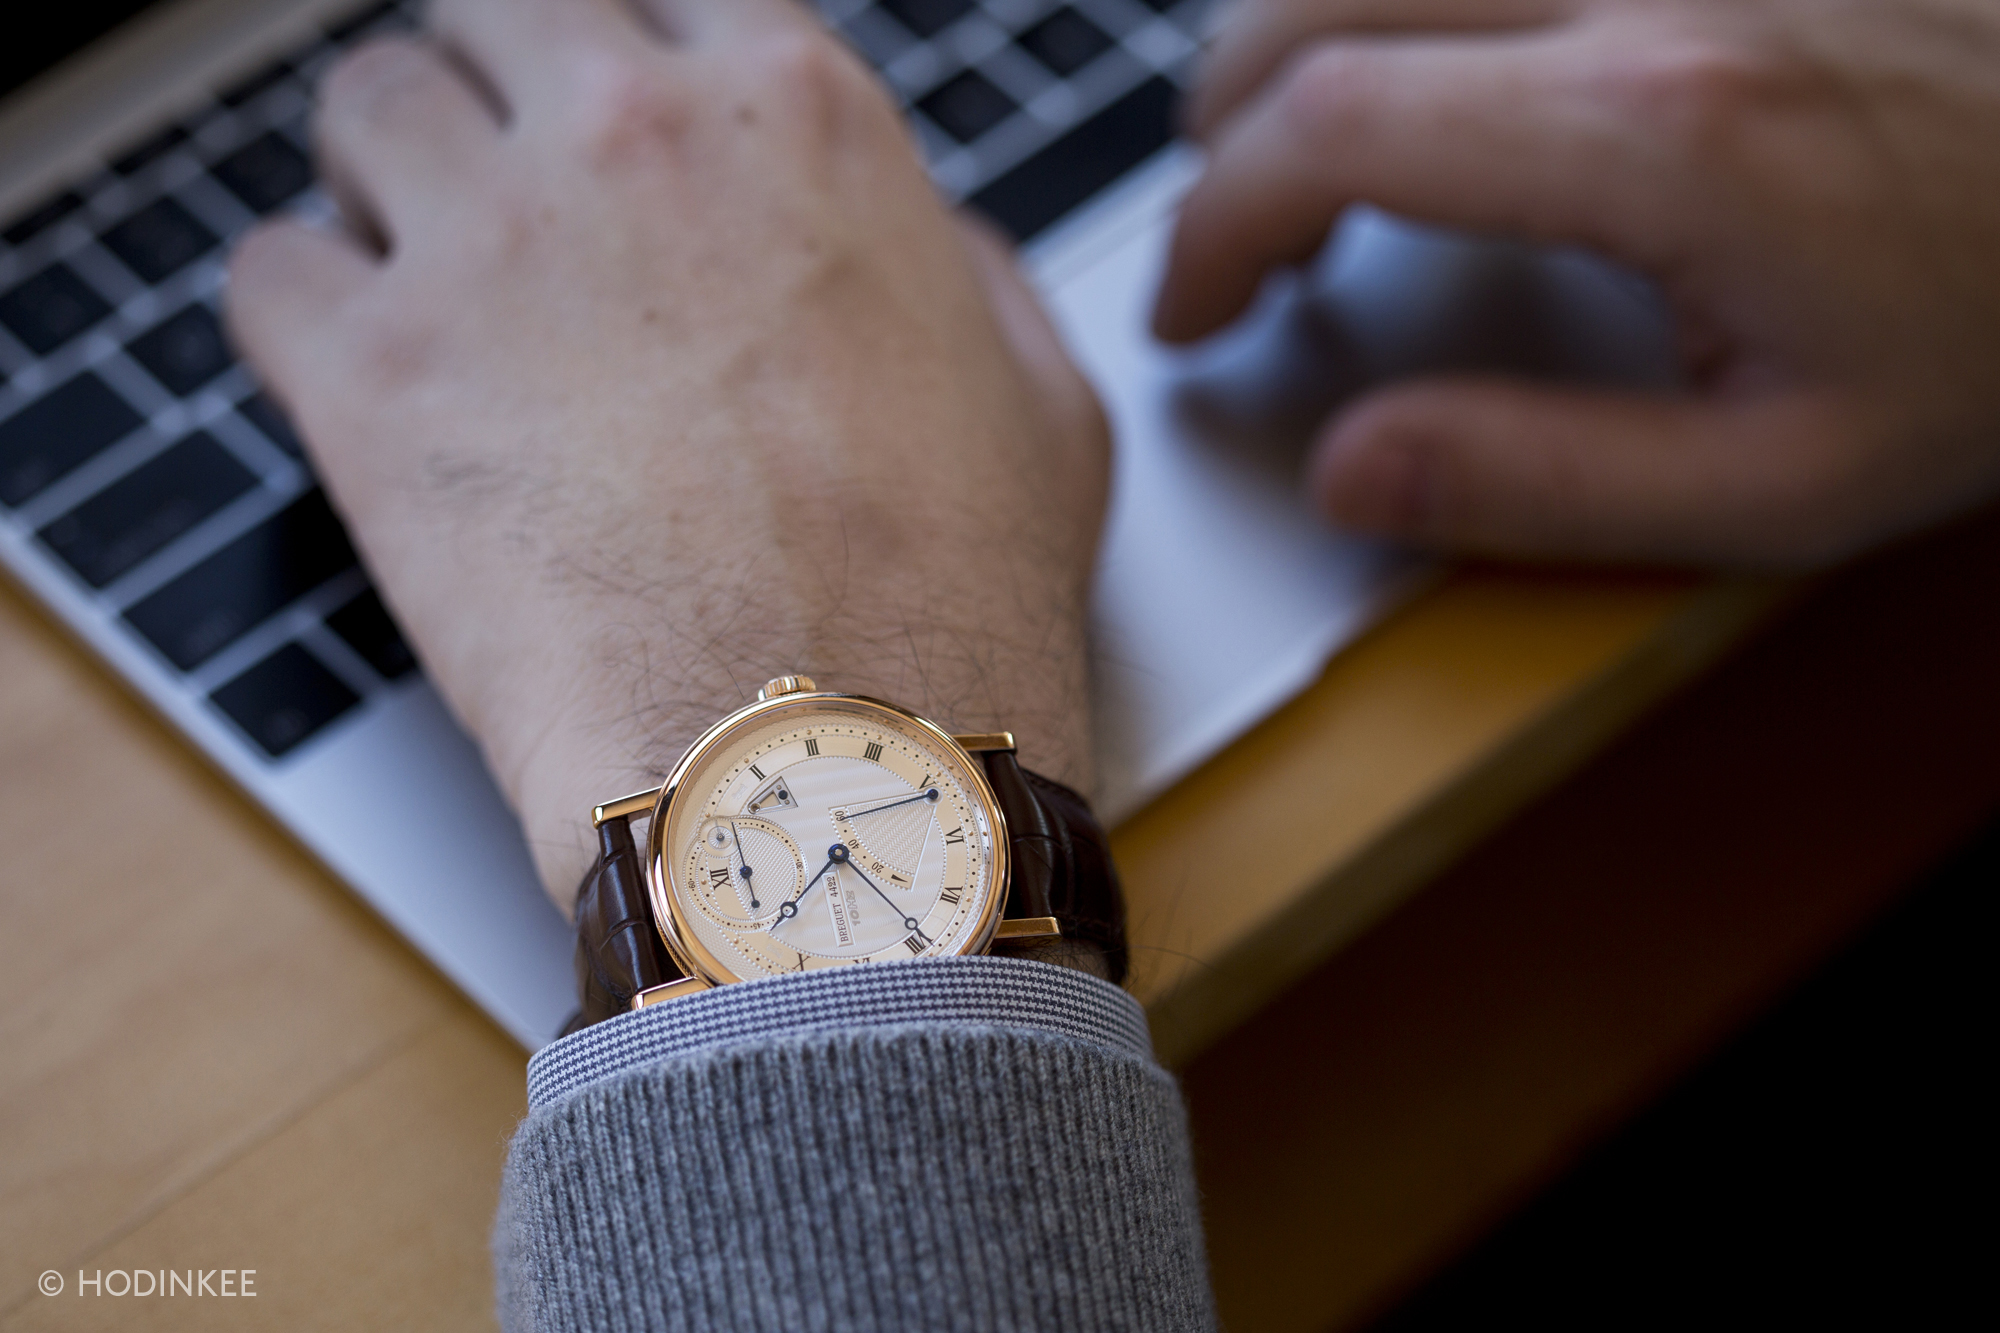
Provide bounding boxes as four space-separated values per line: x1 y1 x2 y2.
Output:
0 0 1206 761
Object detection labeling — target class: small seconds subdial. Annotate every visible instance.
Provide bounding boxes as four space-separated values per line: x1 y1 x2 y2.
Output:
690 817 803 926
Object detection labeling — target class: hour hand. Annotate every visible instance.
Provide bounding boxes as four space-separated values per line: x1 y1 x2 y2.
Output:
774 846 842 924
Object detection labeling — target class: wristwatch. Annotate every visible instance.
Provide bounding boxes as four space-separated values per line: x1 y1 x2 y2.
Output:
563 675 1127 1032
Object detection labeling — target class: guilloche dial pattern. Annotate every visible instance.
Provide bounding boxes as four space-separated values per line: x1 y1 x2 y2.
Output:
690 816 803 924
662 706 997 981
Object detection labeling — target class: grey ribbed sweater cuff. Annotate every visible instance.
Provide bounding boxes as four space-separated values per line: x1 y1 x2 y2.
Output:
495 961 1214 1331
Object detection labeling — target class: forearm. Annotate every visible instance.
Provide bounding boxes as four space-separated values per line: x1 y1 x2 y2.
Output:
494 958 1214 1332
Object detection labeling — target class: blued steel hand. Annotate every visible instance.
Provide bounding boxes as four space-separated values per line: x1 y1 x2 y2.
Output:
844 788 940 822
772 845 843 926
841 858 925 936
728 821 760 910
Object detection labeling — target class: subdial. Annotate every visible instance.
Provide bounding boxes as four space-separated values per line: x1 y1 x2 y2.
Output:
831 787 940 891
690 817 803 927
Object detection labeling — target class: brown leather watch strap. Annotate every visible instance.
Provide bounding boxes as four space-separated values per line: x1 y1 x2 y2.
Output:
975 749 1129 985
563 815 682 1035
561 751 1127 1034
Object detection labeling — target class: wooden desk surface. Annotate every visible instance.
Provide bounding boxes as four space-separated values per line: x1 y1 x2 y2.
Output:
0 565 1780 1330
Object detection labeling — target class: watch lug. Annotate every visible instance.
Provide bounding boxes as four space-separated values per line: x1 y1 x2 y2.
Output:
993 916 1061 942
631 976 712 1010
952 732 1017 753
593 784 665 828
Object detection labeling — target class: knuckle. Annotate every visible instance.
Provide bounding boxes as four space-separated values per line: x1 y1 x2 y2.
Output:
224 222 290 287
750 30 872 114
735 30 893 150
1276 45 1389 143
563 51 695 164
455 193 546 275
344 306 435 395
1592 30 1820 162
318 38 433 127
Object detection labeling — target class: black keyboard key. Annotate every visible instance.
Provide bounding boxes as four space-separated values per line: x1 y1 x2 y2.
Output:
1020 8 1115 77
327 587 417 679
109 125 191 176
881 0 974 38
237 391 303 456
99 197 219 283
970 76 1178 242
218 60 293 108
124 488 358 669
211 642 358 757
39 432 257 587
919 70 1017 143
127 305 233 396
325 0 402 44
3 191 86 247
0 263 112 355
211 133 312 214
0 373 143 507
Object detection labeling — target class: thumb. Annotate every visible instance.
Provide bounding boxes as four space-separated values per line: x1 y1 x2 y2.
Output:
1310 379 1878 567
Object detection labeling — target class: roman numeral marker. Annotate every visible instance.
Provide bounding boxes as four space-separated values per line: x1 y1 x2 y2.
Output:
904 931 932 955
864 741 882 762
748 764 765 781
944 827 964 845
804 737 820 757
709 867 730 886
940 887 962 905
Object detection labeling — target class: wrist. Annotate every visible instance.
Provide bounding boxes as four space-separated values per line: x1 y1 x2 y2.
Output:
998 938 1113 980
506 625 1095 913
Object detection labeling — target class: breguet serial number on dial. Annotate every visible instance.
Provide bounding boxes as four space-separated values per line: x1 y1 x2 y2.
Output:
659 703 998 980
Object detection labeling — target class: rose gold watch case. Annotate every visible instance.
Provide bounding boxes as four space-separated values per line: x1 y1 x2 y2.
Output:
640 689 1011 988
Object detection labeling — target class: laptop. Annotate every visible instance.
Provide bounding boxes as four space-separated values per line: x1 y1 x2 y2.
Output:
0 0 1674 1048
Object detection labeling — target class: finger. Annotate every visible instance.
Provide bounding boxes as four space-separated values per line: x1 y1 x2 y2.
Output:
224 221 374 420
955 214 1103 450
1153 32 1660 343
429 0 644 117
1192 0 1574 137
1306 379 1883 566
314 39 499 253
632 0 815 44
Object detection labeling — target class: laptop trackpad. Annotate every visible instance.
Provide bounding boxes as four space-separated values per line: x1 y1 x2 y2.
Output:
1039 164 1679 821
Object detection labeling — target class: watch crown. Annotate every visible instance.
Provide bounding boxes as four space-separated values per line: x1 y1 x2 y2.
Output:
756 675 817 701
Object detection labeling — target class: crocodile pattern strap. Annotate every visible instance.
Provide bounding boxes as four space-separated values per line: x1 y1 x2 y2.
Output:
561 753 1128 1033
977 750 1129 985
563 815 683 1036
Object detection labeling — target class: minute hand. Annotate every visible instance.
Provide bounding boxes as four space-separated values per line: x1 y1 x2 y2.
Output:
841 860 924 935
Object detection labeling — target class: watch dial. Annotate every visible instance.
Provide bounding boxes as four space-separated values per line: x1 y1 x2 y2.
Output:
655 699 1000 981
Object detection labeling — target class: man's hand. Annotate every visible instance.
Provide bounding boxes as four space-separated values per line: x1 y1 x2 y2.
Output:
1157 0 2000 566
226 0 1107 908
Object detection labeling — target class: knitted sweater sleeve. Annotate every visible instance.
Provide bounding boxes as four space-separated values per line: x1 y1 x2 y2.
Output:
494 955 1215 1332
